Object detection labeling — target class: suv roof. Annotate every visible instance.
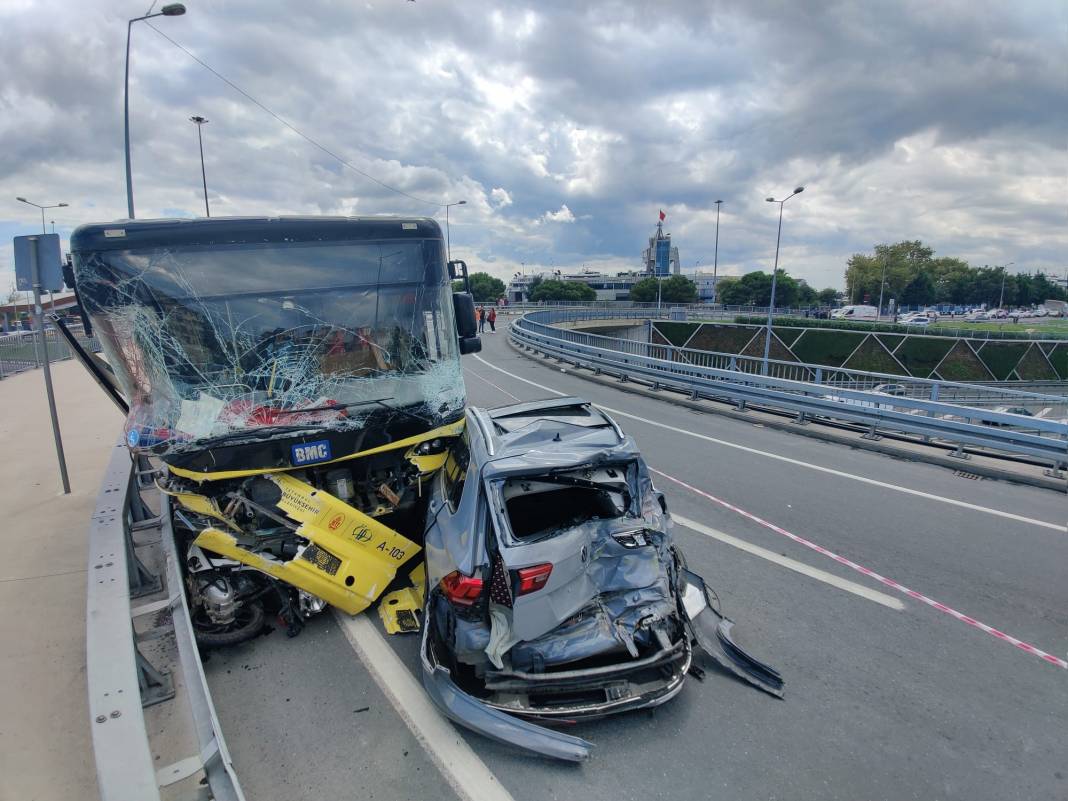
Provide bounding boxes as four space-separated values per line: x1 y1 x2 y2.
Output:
469 397 625 460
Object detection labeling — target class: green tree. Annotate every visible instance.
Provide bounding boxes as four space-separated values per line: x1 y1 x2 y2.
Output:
629 275 697 303
715 277 746 305
529 279 596 302
709 270 800 307
900 271 936 306
797 283 818 306
817 287 840 305
452 272 505 302
469 272 506 302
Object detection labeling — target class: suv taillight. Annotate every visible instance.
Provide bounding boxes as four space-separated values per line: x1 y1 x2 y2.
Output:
515 563 553 596
440 571 483 606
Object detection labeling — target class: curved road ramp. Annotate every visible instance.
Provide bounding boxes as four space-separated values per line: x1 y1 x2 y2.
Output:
2 330 1066 801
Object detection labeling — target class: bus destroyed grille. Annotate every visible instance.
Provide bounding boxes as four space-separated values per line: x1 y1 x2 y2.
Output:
302 544 341 575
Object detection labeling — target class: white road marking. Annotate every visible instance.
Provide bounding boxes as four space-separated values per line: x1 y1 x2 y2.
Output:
472 353 1067 533
463 367 521 401
335 612 516 801
672 514 905 610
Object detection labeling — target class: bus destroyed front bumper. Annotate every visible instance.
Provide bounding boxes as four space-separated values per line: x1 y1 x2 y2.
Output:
419 569 783 762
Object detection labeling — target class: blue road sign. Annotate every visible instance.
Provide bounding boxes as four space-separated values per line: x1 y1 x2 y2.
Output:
14 233 63 291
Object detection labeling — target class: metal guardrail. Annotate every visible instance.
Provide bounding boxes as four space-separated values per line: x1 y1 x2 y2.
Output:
518 309 1068 408
86 440 245 801
0 328 101 378
510 312 1068 470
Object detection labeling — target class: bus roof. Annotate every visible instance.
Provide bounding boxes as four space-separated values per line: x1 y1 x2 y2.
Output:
70 216 442 253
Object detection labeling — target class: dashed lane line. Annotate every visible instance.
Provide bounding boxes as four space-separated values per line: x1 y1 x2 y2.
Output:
471 353 1066 534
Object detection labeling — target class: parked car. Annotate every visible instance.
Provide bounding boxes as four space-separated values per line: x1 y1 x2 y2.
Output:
421 397 783 760
872 383 908 396
902 315 929 326
983 406 1035 427
922 308 940 319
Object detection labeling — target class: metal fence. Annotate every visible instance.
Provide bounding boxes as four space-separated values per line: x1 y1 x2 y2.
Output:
87 441 245 801
0 328 101 378
510 310 1068 470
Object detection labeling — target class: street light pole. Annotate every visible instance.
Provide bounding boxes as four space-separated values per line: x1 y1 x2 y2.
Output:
443 200 466 261
16 197 68 234
762 187 805 374
877 252 888 320
998 261 1015 309
124 4 186 219
712 199 722 304
189 116 210 216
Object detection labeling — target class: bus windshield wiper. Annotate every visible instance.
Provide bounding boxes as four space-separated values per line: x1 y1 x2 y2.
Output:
271 398 394 415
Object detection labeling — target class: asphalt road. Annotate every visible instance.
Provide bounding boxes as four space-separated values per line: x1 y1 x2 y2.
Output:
205 328 1068 801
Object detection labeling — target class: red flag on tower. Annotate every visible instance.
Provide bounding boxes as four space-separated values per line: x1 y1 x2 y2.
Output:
659 209 666 221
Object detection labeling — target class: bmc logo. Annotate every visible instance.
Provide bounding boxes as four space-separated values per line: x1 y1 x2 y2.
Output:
291 440 332 466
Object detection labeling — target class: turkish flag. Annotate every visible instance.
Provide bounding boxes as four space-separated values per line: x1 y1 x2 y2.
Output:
659 209 666 221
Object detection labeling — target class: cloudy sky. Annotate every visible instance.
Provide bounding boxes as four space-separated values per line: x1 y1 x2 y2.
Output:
1 0 1065 295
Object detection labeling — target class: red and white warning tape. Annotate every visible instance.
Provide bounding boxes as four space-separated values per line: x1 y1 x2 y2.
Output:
651 468 1068 670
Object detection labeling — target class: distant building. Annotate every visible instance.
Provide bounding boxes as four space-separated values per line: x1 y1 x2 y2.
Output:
691 271 721 303
506 269 643 302
505 216 692 302
642 221 681 276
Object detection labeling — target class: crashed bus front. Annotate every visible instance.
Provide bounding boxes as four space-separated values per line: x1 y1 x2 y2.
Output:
69 216 477 641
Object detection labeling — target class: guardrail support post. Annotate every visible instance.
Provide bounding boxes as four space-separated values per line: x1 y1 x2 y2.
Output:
136 647 175 708
948 443 969 460
861 424 882 441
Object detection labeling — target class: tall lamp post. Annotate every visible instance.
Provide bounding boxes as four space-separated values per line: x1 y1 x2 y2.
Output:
762 187 805 374
998 262 1015 310
125 3 186 219
876 251 888 320
443 200 466 261
189 116 210 217
16 197 68 234
712 199 723 304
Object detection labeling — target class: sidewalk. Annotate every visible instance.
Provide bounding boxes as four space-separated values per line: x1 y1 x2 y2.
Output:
0 361 122 800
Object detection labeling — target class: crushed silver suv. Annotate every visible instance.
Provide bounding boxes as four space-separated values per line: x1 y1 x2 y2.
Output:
420 397 783 761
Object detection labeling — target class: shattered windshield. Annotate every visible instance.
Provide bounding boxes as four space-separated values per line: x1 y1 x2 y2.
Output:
74 238 464 454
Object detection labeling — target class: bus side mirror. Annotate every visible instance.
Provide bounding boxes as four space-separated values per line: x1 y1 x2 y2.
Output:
448 259 470 292
453 291 481 355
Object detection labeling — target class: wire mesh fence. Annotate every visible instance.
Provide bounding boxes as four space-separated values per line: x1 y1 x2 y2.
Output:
0 328 101 379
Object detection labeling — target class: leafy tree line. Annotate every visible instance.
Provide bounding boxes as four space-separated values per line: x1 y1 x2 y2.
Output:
844 241 1066 307
715 271 838 308
452 272 506 302
629 275 697 303
529 276 597 302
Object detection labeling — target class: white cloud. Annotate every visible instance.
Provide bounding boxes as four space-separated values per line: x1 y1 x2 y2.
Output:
490 187 513 208
543 204 576 223
0 1 1063 294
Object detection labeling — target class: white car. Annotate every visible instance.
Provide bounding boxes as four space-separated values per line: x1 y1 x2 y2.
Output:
902 315 930 326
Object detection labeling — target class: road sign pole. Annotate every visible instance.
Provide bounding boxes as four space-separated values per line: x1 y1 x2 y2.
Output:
28 236 71 494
